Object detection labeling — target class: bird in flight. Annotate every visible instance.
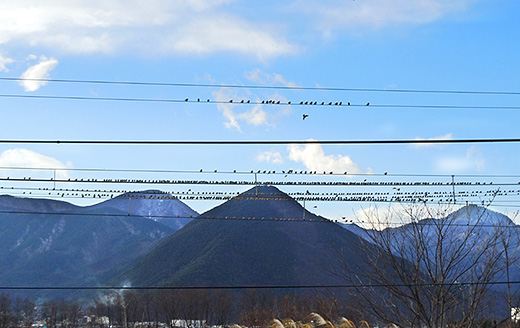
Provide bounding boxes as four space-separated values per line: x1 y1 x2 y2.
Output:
302 114 309 120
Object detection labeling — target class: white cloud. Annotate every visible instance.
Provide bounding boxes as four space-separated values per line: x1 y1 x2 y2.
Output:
212 88 272 132
353 202 450 230
166 17 298 61
435 146 485 173
257 151 284 164
413 133 454 148
245 69 299 88
20 56 58 91
288 140 372 174
0 1 298 60
0 53 14 72
0 148 71 179
293 0 471 33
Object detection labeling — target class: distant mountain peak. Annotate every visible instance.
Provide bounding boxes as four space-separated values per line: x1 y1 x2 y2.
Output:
449 204 514 226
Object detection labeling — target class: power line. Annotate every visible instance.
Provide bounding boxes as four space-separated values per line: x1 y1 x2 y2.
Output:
3 166 520 179
1 201 519 228
3 93 520 111
3 176 520 186
0 138 520 145
2 280 520 291
2 77 519 96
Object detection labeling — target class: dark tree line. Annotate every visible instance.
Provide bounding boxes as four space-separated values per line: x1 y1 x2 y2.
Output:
0 289 367 328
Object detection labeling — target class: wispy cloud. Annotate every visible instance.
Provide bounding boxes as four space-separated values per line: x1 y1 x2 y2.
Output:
0 148 71 179
245 69 299 87
413 133 454 148
19 56 58 91
435 146 485 173
165 17 298 61
288 140 372 174
292 0 471 33
212 88 293 131
256 151 284 164
213 89 268 132
0 1 298 60
0 52 13 72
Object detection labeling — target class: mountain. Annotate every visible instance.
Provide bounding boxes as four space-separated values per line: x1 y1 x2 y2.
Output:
0 191 198 297
118 185 376 288
340 204 520 316
89 190 197 230
0 194 81 213
0 205 174 288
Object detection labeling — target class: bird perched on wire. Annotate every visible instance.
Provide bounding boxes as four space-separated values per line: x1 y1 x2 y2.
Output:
302 114 309 120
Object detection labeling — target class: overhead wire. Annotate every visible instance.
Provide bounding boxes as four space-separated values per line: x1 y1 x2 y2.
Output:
4 165 520 179
3 176 520 186
3 280 520 291
2 76 520 96
2 93 520 111
1 138 520 145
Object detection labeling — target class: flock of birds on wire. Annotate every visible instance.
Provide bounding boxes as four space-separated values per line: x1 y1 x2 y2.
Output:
182 97 371 121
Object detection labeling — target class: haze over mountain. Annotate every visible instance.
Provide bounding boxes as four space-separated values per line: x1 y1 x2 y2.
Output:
118 185 375 288
341 203 520 311
90 190 197 230
0 191 198 296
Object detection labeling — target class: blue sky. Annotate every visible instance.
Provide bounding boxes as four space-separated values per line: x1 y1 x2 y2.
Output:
0 0 519 222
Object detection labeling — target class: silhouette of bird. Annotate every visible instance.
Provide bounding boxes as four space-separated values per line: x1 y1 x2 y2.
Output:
348 102 351 106
240 100 244 103
302 114 309 120
197 98 200 102
366 102 370 106
247 100 250 103
185 98 188 102
288 101 291 104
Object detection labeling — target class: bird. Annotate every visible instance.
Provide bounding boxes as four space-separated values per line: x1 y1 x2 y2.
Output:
366 102 370 106
185 98 188 102
348 102 351 106
302 114 309 120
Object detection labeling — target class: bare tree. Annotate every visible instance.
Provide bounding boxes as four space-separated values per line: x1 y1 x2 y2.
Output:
342 203 512 328
14 297 36 328
0 293 14 328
